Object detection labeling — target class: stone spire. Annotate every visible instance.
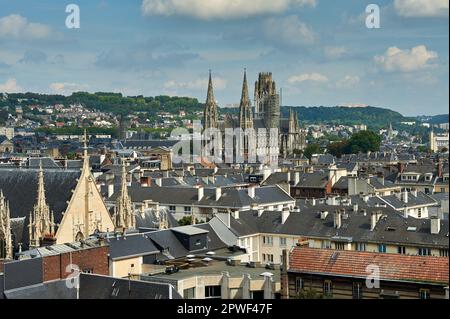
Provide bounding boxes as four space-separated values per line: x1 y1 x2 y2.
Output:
0 189 13 259
29 161 55 248
239 69 253 130
203 70 218 131
115 160 135 231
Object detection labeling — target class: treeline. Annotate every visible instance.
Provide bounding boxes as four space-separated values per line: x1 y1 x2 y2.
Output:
1 92 202 116
281 106 406 128
35 126 119 137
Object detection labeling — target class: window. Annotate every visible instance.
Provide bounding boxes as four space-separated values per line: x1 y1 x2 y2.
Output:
356 243 366 252
263 236 273 246
335 242 346 250
205 285 221 299
169 206 176 213
82 268 93 274
183 287 195 299
184 206 192 215
295 277 304 293
418 208 422 218
352 283 363 299
378 244 387 253
323 280 333 297
419 289 430 299
280 238 287 246
418 248 431 256
397 246 406 254
322 240 332 249
439 249 449 257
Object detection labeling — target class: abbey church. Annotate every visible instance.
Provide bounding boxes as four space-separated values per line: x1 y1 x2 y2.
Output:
203 70 306 160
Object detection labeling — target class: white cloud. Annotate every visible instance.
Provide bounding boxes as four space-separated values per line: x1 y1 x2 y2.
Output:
141 0 316 20
0 14 51 39
0 78 22 93
374 45 438 72
50 82 88 95
288 72 328 84
324 46 347 59
394 0 448 18
336 75 360 89
164 77 227 91
264 15 316 47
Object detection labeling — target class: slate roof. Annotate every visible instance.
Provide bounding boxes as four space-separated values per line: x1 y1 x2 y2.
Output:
289 247 449 285
108 233 160 261
225 205 449 248
380 192 437 209
108 185 294 209
0 168 81 247
295 171 330 188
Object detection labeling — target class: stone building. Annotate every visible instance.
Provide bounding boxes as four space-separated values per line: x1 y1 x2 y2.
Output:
203 71 306 163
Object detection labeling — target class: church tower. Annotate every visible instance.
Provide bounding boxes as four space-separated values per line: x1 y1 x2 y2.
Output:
0 190 13 259
114 160 135 231
29 162 55 249
239 69 253 130
254 72 280 129
203 70 219 131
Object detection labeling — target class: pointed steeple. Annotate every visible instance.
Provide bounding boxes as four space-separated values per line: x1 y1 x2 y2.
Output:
239 68 253 130
203 70 218 131
29 161 55 248
206 70 215 106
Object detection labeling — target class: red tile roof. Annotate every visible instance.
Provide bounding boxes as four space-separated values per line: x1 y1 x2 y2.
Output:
289 247 449 285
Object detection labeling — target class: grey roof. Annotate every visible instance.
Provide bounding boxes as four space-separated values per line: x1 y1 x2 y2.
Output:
3 279 77 299
226 205 449 248
108 185 294 209
108 233 160 261
295 171 330 188
208 217 238 247
79 273 182 299
28 157 61 169
171 225 209 236
380 192 437 209
122 140 179 150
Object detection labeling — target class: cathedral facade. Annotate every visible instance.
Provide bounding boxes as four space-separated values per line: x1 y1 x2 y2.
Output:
203 70 306 163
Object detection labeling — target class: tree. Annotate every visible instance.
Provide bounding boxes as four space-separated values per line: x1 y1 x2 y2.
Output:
178 216 201 226
328 140 349 158
303 144 322 160
346 130 381 154
295 288 324 299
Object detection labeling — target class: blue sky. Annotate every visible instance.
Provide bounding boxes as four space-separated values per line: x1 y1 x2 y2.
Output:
0 0 448 116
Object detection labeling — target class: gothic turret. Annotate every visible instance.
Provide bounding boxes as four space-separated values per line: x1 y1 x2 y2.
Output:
0 190 13 259
114 160 135 231
29 162 55 248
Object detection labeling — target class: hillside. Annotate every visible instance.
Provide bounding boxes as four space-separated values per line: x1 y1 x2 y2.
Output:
282 106 406 128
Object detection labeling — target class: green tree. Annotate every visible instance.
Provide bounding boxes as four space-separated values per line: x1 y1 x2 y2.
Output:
178 216 201 226
303 144 322 160
346 130 381 154
295 288 324 299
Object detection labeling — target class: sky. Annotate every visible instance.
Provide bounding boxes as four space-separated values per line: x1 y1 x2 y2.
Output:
0 0 448 116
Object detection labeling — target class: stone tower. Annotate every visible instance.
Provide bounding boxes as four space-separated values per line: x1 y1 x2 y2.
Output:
29 162 55 249
203 70 219 131
115 160 136 231
239 69 253 130
0 190 13 259
254 72 280 129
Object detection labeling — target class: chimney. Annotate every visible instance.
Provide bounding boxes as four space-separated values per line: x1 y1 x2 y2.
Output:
431 216 441 234
402 190 408 204
397 162 405 174
334 209 342 229
281 207 290 224
370 211 382 231
163 170 169 178
107 183 114 198
286 172 291 183
248 186 256 199
438 160 443 178
311 198 316 206
411 189 418 197
215 187 222 201
233 210 240 220
320 210 328 220
197 185 204 201
353 203 359 212
155 177 162 187
294 172 300 186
